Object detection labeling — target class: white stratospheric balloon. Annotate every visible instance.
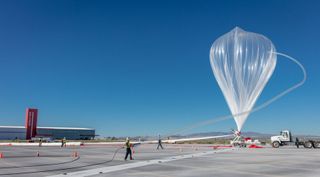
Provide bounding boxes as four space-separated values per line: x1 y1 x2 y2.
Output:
210 27 277 131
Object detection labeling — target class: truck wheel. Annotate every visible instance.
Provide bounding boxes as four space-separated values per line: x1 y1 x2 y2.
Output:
313 142 320 148
303 141 313 148
272 141 280 148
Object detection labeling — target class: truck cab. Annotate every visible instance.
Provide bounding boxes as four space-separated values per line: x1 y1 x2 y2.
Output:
271 130 320 148
271 130 292 148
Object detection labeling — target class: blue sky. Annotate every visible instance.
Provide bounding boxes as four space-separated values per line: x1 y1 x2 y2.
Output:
0 0 319 137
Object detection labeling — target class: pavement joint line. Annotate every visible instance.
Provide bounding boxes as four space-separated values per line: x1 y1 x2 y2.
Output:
48 148 234 177
156 161 282 177
251 162 319 172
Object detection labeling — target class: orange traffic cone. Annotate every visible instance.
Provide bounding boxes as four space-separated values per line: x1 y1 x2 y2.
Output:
72 151 78 157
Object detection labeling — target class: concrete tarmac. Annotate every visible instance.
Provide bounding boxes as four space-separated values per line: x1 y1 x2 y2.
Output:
0 144 319 177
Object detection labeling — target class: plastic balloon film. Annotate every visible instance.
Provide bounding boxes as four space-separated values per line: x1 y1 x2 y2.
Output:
210 27 277 131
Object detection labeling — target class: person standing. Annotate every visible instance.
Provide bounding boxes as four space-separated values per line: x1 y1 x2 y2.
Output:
157 135 164 150
124 137 133 160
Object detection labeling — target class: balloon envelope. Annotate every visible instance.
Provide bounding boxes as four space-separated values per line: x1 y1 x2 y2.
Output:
210 27 277 131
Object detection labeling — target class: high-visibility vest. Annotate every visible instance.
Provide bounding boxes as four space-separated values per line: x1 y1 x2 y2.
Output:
125 141 130 148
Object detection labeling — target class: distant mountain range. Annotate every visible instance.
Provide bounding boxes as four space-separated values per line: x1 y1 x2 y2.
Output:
186 131 320 138
124 131 275 141
187 131 273 138
103 131 320 140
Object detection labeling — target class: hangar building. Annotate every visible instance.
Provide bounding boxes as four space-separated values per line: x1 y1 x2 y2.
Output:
0 108 95 140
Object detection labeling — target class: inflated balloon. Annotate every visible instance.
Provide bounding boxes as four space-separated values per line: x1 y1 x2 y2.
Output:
210 27 277 131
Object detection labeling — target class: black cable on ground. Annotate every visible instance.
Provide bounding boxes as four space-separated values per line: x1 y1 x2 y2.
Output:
0 155 76 158
0 156 80 169
0 147 123 176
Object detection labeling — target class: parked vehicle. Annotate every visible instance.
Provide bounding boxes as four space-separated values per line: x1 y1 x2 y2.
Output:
271 130 320 148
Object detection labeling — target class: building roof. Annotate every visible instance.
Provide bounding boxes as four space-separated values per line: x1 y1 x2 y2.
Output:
37 126 94 130
0 126 94 130
0 126 25 129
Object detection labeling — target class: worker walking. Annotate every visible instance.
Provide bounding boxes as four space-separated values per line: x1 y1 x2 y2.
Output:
61 137 66 148
157 135 164 150
295 137 300 148
39 138 43 147
124 137 133 160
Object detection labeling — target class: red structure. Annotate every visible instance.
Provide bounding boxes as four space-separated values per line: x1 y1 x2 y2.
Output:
25 108 38 140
